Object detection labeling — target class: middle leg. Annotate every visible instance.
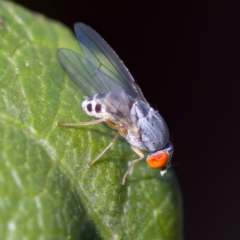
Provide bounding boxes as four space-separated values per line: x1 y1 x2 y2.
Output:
88 129 121 167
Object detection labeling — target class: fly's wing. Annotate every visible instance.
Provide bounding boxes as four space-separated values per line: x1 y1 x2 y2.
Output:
57 49 127 97
74 23 147 102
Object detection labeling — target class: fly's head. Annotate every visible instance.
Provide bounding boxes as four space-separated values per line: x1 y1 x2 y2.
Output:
146 141 174 176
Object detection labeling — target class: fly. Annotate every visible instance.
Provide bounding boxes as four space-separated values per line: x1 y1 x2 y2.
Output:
56 23 174 185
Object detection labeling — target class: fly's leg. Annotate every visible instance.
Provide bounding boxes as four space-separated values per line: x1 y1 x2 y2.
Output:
57 119 126 176
56 118 105 127
105 119 119 130
105 120 127 136
122 145 144 185
88 130 121 167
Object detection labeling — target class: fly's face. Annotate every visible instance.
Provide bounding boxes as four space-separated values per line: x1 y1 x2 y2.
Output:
57 22 174 185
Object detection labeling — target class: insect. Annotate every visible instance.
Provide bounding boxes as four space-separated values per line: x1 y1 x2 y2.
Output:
57 23 174 185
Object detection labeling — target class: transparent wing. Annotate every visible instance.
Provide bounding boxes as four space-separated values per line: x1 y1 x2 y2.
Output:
57 49 128 97
74 22 147 102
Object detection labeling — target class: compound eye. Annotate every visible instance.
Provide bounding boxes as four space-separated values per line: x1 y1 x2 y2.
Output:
146 152 168 169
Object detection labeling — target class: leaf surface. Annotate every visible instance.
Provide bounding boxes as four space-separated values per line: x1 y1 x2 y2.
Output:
0 2 183 239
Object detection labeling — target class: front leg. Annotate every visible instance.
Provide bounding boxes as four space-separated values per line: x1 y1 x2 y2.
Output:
56 118 105 127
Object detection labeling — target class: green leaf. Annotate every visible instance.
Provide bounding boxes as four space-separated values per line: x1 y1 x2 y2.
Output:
0 2 183 239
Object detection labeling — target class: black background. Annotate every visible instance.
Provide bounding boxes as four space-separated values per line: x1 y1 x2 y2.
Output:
13 1 240 239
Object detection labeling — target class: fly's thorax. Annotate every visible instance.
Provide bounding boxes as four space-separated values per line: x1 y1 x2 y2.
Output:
127 100 170 152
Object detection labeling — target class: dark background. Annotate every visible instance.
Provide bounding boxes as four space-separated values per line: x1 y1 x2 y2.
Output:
14 1 240 239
